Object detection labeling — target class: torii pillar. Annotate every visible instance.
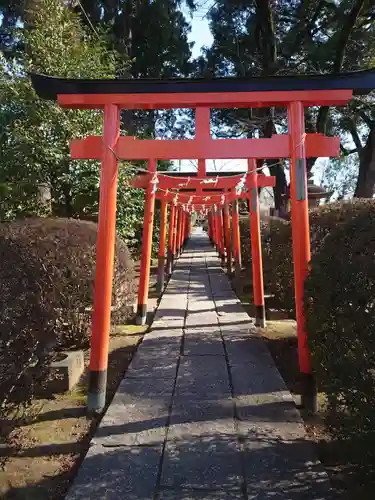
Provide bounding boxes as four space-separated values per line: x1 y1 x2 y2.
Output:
87 104 120 412
223 197 232 275
247 160 266 328
167 203 176 275
232 198 242 280
136 159 157 326
157 200 168 293
289 102 315 411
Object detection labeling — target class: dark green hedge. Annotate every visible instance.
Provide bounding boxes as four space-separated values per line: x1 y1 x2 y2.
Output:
239 200 375 316
0 217 136 420
305 200 375 452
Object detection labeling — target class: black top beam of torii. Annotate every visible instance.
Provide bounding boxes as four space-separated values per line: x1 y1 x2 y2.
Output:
30 68 375 100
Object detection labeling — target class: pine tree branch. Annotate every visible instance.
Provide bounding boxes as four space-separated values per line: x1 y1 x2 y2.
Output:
255 0 277 75
347 118 364 152
340 144 358 156
358 110 373 128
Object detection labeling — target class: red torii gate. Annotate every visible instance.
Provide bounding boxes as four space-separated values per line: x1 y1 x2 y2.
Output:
133 169 275 294
30 69 370 414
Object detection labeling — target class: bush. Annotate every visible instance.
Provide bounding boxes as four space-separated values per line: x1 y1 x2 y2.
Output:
305 200 375 452
0 217 136 351
0 239 55 420
261 217 294 313
239 214 294 312
0 217 136 419
309 199 374 255
239 200 375 316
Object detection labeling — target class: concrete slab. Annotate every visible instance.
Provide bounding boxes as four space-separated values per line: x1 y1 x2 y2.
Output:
183 334 225 356
157 490 243 500
175 356 231 400
161 432 242 490
65 444 162 500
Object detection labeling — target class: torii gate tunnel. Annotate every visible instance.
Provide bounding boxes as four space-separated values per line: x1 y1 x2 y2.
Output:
31 69 375 414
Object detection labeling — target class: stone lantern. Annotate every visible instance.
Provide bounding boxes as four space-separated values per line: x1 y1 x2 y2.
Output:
307 180 333 209
270 181 333 219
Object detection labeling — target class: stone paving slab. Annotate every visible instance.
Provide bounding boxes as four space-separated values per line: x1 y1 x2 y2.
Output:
183 334 225 356
161 434 242 492
174 356 231 400
66 229 332 500
66 444 162 500
157 490 243 500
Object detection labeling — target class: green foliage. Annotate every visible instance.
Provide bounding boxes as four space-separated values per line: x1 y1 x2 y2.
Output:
0 217 135 419
197 0 375 201
0 234 55 420
0 0 190 255
239 215 294 313
261 217 294 314
305 200 375 458
0 0 118 220
0 217 136 350
239 200 375 315
0 0 151 253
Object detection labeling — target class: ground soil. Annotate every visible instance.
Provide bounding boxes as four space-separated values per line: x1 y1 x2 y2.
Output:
238 281 374 500
0 261 159 500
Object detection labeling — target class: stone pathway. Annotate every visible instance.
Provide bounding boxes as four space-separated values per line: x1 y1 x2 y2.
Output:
66 229 331 500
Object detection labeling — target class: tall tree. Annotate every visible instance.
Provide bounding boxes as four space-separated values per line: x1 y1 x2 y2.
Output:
0 0 144 248
196 0 375 207
1 1 195 137
71 0 195 138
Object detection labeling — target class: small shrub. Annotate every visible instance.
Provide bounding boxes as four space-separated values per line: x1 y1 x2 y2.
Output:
305 200 375 451
261 217 294 314
0 239 55 420
309 199 374 255
239 214 294 313
239 200 375 316
0 217 136 350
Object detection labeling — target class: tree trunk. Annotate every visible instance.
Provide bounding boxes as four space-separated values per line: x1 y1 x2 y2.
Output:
263 114 287 212
253 1 287 212
354 121 375 198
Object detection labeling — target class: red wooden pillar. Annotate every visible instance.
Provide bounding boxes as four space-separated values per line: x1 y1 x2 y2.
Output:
136 159 157 326
185 214 191 240
232 198 242 280
181 211 186 250
176 208 182 257
207 213 212 241
247 160 266 328
172 205 179 265
157 200 168 293
167 203 176 275
213 209 218 252
219 208 225 266
223 201 232 274
213 211 218 249
288 101 316 411
215 209 221 254
88 104 120 413
211 212 217 248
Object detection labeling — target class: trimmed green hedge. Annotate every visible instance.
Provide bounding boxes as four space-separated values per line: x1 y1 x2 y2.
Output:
305 200 375 452
0 217 136 419
239 200 374 315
